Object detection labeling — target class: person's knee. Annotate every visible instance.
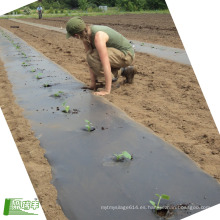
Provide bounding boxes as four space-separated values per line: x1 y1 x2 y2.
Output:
87 51 102 73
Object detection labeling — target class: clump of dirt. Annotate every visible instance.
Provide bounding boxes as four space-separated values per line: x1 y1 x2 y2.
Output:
156 207 174 218
153 203 192 219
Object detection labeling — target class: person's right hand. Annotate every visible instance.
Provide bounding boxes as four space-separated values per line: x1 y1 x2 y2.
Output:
94 90 110 96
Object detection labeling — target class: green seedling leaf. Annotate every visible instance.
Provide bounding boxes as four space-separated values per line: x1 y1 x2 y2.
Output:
65 106 70 113
149 200 156 208
54 91 63 97
62 101 70 113
122 151 132 160
35 73 43 79
149 194 170 212
21 52 27 57
140 42 144 46
31 68 36 72
161 194 170 200
114 154 122 160
22 62 29 67
85 119 93 132
114 152 131 161
85 125 91 132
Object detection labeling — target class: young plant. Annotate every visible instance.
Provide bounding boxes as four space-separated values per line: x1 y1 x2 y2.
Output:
22 62 28 67
85 119 94 132
21 52 27 57
62 101 70 113
114 151 132 161
15 44 20 49
54 91 63 97
35 73 43 79
149 194 170 212
43 83 50 87
31 68 36 72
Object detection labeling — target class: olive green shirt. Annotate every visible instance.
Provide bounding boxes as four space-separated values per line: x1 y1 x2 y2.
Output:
90 25 134 57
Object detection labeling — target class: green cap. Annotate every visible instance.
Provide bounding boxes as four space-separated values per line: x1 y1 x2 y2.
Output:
66 17 86 39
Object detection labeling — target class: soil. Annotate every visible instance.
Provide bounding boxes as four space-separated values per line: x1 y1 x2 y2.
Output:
18 14 184 49
0 13 220 219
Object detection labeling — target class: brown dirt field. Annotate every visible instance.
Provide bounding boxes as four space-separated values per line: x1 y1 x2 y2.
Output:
0 14 219 219
19 14 184 49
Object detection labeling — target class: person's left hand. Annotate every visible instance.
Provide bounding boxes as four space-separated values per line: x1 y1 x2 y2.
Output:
94 90 110 96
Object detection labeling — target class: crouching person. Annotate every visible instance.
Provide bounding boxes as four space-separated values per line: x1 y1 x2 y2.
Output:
66 16 137 96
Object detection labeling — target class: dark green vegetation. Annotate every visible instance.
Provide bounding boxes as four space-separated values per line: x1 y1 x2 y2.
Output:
31 0 167 11
7 0 167 15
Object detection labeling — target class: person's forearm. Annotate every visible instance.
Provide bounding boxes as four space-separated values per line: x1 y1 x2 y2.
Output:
103 67 112 93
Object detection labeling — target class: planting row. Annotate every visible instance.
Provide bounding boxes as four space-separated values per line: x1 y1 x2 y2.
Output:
1 29 190 219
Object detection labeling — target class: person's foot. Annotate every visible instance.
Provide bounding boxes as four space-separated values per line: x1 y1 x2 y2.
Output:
111 82 120 91
121 66 137 84
112 77 118 82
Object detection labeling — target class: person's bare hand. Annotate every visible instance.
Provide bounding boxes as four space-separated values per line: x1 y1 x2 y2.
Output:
94 90 110 96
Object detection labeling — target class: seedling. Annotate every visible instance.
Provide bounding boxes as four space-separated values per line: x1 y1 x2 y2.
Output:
114 151 132 161
140 42 144 46
22 62 29 67
62 101 70 113
15 44 20 49
35 73 43 79
21 52 27 57
85 119 94 132
43 83 50 87
149 194 170 211
54 91 63 97
31 68 36 72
